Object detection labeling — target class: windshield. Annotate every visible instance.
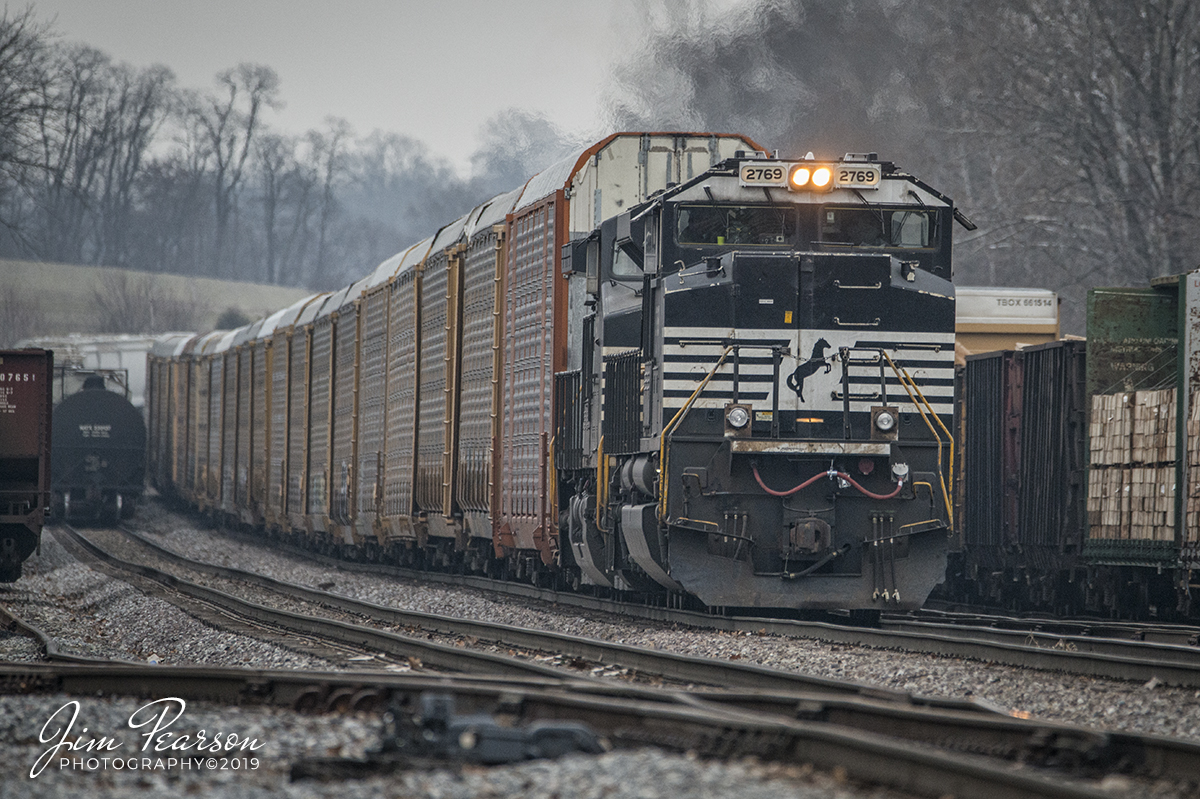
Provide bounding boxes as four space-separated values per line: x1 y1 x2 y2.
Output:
676 205 796 246
820 207 936 248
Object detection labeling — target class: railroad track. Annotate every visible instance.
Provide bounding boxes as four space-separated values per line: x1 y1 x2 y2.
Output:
4 659 1200 799
189 520 1200 688
895 607 1200 646
30 523 1200 791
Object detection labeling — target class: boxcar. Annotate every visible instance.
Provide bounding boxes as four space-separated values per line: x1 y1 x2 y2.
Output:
0 349 53 581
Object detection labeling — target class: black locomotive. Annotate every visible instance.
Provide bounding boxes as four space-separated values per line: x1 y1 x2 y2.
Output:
51 374 145 523
148 133 970 613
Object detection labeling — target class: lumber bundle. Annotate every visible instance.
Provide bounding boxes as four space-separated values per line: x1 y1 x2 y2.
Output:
1186 392 1200 543
1088 389 1177 541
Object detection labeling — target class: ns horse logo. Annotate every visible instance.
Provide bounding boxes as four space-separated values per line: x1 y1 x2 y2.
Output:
786 338 831 402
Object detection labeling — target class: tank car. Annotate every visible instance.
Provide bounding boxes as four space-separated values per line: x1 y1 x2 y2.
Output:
0 349 53 582
148 133 972 613
51 374 146 522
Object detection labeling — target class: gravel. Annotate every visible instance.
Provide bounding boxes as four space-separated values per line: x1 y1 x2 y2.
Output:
0 531 340 670
3 500 1200 797
0 692 919 799
121 501 1200 744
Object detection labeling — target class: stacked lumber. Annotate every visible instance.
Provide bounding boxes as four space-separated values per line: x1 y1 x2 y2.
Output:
1086 466 1129 539
1186 393 1200 543
1132 388 1176 464
1089 393 1132 465
1088 389 1177 541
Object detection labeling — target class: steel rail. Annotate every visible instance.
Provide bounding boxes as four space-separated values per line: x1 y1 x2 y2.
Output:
197 522 1200 688
107 522 992 711
0 604 136 666
52 524 599 682
91 524 1200 787
0 661 1160 799
900 607 1200 646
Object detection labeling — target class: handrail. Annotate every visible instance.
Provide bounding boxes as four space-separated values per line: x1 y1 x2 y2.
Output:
880 351 954 529
658 346 734 522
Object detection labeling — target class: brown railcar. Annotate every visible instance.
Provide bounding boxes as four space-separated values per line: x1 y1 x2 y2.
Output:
0 348 53 582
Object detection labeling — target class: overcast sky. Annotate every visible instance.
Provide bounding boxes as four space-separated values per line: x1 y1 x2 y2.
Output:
29 0 634 173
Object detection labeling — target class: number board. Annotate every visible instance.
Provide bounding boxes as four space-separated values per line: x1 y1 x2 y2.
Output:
834 165 881 190
738 162 788 187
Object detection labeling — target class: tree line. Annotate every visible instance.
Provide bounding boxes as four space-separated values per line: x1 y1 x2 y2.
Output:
4 2 1199 335
0 7 575 296
606 0 1200 331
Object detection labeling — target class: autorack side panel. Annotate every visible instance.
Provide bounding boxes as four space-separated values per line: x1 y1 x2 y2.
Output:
457 214 511 541
498 194 565 561
356 285 389 540
268 327 291 527
416 235 466 538
223 343 241 511
384 267 421 540
205 347 224 508
233 341 252 513
249 336 270 524
189 356 206 504
331 279 368 539
288 300 326 529
219 338 239 513
306 312 335 531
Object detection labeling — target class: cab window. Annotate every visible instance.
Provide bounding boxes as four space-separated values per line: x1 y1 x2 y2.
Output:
676 204 796 247
820 207 936 248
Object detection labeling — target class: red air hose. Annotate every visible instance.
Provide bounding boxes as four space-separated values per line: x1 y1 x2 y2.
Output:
751 463 903 500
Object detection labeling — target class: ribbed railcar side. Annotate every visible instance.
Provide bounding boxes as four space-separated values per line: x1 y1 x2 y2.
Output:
170 352 191 492
188 357 205 505
286 325 311 531
220 348 238 513
383 269 420 541
415 245 459 541
234 343 253 514
1017 341 1087 549
355 285 389 543
330 292 362 542
306 315 335 536
457 223 506 544
249 337 270 525
145 358 162 488
267 326 291 529
498 196 566 564
203 350 223 509
963 352 1015 549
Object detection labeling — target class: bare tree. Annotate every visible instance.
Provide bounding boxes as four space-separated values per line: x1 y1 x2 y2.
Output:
304 117 351 286
187 63 281 276
0 6 53 244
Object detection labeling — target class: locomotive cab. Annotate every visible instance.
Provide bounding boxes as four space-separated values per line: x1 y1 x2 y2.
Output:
559 152 962 611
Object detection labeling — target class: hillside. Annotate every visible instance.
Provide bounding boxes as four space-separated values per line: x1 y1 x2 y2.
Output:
0 259 314 346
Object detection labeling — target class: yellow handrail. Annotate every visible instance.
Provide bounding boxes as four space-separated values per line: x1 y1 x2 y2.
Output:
881 351 954 529
658 346 734 522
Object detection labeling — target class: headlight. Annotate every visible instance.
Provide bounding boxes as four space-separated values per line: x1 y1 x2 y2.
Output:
874 410 896 432
787 163 834 192
726 406 750 429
